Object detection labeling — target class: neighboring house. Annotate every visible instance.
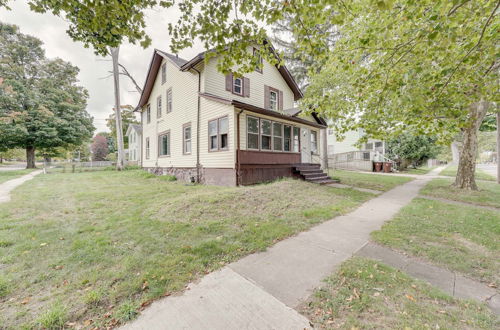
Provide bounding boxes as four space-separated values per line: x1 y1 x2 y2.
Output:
126 124 142 165
134 44 330 186
327 126 386 171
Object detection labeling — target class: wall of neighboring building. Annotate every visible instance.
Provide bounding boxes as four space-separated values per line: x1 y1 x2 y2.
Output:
203 52 295 110
141 57 198 169
127 130 141 163
327 127 384 155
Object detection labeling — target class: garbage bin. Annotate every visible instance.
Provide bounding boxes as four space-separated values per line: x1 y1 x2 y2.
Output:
383 162 392 173
374 162 383 172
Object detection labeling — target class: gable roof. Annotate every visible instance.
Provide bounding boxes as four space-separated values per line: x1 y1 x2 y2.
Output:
126 123 142 136
180 41 303 101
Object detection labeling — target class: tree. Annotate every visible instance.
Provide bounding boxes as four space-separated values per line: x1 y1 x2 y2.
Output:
387 134 441 169
90 135 109 161
26 0 175 170
106 105 139 149
0 23 94 168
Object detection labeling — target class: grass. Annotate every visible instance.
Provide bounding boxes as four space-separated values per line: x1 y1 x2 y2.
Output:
401 166 437 175
421 178 500 209
303 257 498 329
372 198 500 286
440 165 496 181
329 169 413 191
0 169 34 184
0 170 373 329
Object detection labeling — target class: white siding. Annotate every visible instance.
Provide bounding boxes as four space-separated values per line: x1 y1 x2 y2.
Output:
327 127 383 155
141 57 199 168
203 53 295 110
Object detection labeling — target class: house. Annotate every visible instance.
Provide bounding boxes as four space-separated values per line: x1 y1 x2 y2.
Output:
126 124 142 165
327 126 387 171
134 44 332 186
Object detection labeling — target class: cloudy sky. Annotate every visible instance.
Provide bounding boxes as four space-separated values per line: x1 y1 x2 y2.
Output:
0 2 205 133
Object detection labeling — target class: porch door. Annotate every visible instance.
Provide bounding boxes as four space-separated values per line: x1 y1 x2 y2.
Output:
301 128 311 163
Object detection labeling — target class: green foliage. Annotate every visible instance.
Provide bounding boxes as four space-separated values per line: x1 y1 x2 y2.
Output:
0 275 9 297
36 303 67 329
387 134 441 168
0 23 94 156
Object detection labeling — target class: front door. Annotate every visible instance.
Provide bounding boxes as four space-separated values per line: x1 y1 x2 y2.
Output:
301 128 311 163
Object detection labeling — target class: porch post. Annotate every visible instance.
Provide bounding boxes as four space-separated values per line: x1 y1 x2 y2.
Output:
321 128 328 170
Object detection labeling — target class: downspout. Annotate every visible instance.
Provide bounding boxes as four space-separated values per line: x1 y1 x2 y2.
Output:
236 109 244 186
192 67 202 183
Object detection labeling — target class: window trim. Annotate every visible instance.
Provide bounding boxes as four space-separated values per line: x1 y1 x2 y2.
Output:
166 88 173 113
232 77 243 96
157 95 162 118
183 122 192 155
283 124 292 152
253 47 263 73
146 104 151 124
208 116 229 152
161 63 166 84
311 130 318 155
158 130 171 157
246 116 300 153
268 87 279 111
145 137 150 159
247 115 260 151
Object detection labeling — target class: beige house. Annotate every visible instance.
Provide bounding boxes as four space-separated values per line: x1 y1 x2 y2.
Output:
135 45 331 186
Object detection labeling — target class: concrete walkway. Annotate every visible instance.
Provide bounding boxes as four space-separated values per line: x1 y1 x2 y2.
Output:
123 167 445 329
0 170 42 203
357 242 499 315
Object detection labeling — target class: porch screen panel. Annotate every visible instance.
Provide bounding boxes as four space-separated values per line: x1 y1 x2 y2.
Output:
273 122 283 151
261 119 272 150
247 117 259 149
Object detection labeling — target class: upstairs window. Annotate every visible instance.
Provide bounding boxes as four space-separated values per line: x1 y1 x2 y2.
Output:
209 116 229 151
365 142 373 150
253 47 263 73
166 88 172 113
269 90 278 111
157 95 162 118
161 63 166 84
158 131 170 156
146 104 151 124
233 77 243 95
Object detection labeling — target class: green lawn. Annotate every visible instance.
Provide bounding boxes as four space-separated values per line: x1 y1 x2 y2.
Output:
303 257 498 329
421 178 500 209
329 169 413 191
440 165 496 181
0 170 372 329
0 169 34 184
401 166 437 175
372 198 500 286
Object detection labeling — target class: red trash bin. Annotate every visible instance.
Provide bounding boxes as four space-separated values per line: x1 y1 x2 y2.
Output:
374 162 383 172
383 162 392 173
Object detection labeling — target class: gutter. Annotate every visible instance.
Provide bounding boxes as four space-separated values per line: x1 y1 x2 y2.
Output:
192 67 202 183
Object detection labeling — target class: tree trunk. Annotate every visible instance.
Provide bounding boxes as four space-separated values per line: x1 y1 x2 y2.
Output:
454 101 489 190
497 112 499 184
110 46 125 171
26 146 36 169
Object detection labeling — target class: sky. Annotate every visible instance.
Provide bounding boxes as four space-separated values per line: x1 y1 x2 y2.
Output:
0 1 205 133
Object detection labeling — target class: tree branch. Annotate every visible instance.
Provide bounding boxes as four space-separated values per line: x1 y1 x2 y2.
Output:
118 63 142 93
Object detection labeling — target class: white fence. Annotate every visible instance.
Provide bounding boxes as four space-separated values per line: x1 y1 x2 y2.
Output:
329 151 373 171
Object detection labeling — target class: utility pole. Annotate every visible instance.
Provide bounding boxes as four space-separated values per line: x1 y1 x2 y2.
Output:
110 46 125 170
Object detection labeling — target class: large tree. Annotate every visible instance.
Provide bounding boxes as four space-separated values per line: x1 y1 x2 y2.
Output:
0 23 94 168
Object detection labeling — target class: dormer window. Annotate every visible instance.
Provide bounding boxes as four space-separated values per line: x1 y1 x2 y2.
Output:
253 47 263 73
269 90 278 111
233 77 243 95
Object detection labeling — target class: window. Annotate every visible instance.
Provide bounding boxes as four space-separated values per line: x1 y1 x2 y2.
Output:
233 77 243 95
253 47 263 73
269 90 278 111
158 132 170 156
166 88 172 113
363 152 370 160
365 143 373 150
157 95 162 118
328 128 334 135
208 116 229 151
311 131 318 154
293 127 300 152
284 125 291 152
261 119 272 150
272 122 283 151
161 63 166 84
375 141 383 148
247 116 259 150
145 137 150 159
183 124 191 154
146 104 151 124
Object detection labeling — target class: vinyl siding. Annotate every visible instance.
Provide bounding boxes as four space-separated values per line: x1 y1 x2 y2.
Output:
203 52 295 110
141 57 199 168
327 128 383 154
198 97 236 168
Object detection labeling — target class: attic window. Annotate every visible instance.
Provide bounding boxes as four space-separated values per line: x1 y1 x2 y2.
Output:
161 63 166 84
253 48 263 73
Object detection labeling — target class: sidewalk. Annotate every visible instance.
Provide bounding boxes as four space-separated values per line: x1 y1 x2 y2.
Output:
0 170 42 203
123 167 444 330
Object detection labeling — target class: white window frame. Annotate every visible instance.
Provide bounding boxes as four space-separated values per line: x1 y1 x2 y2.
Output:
183 124 192 155
158 131 170 157
269 90 278 111
157 95 162 118
166 88 172 113
233 77 243 96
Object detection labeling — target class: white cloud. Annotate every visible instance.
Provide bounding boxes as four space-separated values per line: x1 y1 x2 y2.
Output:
0 2 204 133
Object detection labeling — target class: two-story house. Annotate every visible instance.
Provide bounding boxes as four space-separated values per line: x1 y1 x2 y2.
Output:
125 124 142 165
134 45 331 186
